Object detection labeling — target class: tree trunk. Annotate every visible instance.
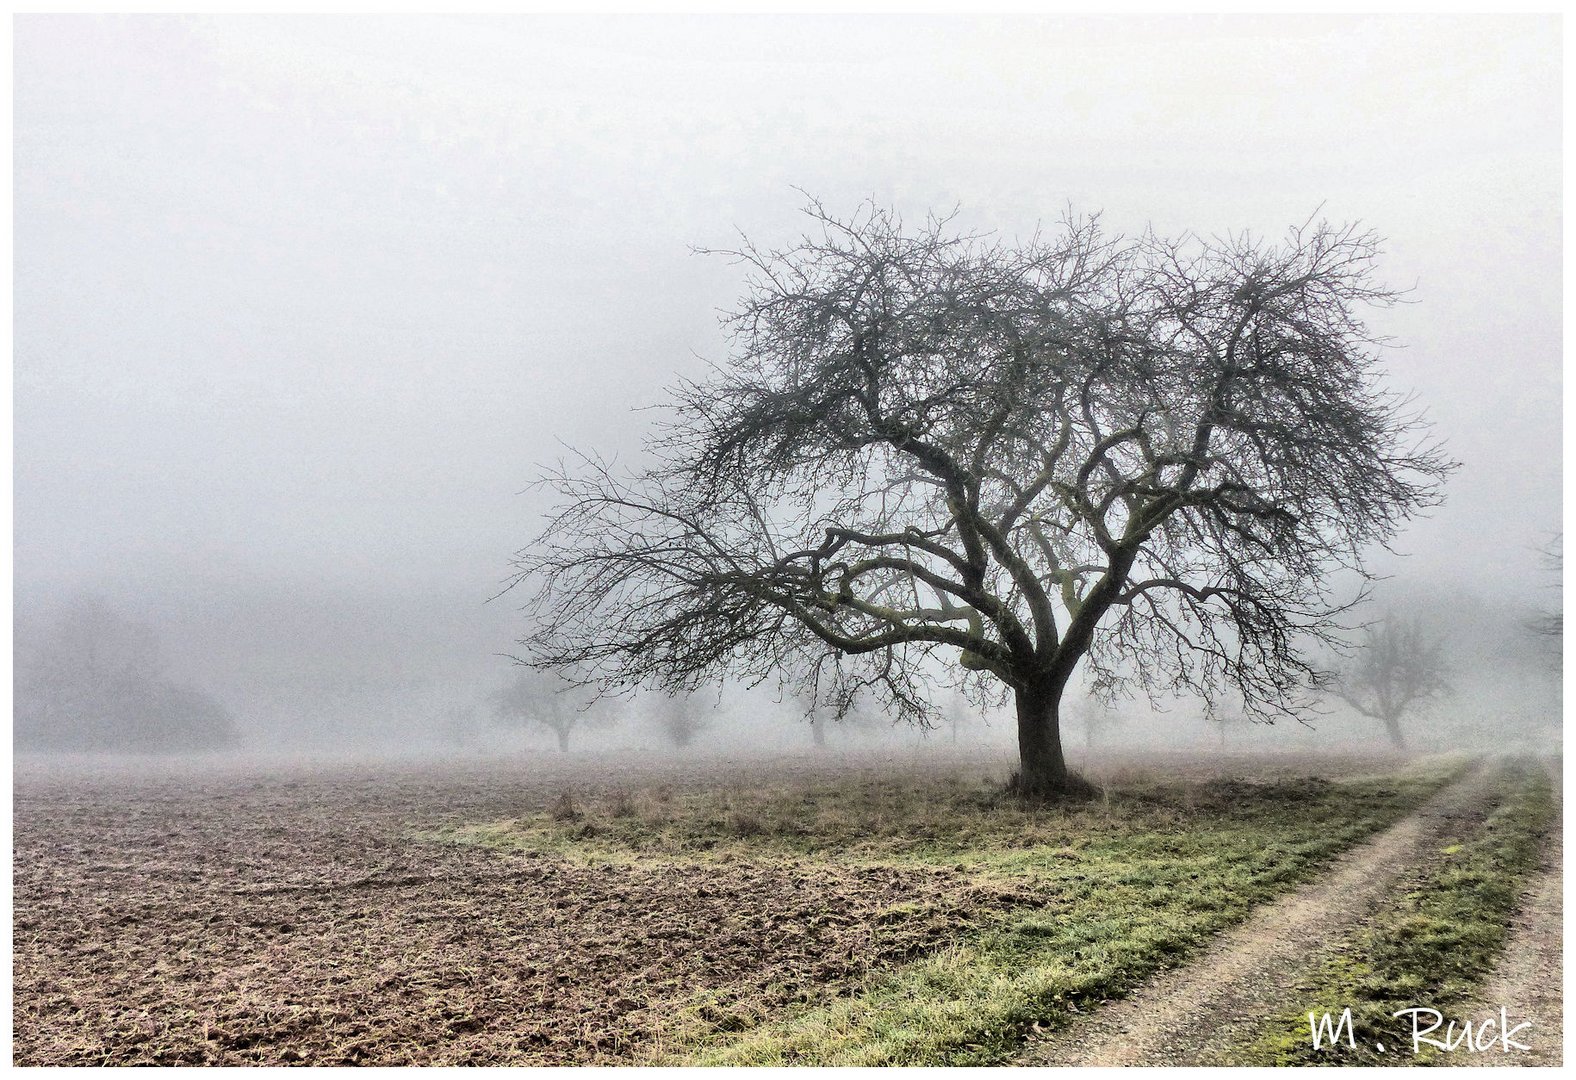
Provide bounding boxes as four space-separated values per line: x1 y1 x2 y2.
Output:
1013 684 1073 799
1383 714 1407 751
556 728 571 753
810 715 826 748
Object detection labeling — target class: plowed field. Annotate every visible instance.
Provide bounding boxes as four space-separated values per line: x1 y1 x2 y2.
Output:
13 751 1028 1065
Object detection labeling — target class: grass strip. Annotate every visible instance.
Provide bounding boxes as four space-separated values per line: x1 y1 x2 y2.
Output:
422 758 1466 872
426 757 1466 1065
1227 758 1554 1067
664 765 1464 1066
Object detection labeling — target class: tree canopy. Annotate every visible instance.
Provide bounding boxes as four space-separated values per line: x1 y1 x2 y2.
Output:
510 200 1453 796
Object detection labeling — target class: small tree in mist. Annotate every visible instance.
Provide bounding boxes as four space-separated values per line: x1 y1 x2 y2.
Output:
1206 700 1258 751
1066 693 1124 752
14 596 238 753
943 689 971 744
1333 613 1450 751
808 710 828 749
1527 533 1562 645
655 690 714 750
786 682 884 749
435 703 481 749
490 669 612 753
510 199 1453 799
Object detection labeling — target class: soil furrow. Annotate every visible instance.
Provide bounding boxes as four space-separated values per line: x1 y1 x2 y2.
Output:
1019 762 1501 1067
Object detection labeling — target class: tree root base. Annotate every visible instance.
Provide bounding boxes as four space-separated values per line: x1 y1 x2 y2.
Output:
1005 768 1102 803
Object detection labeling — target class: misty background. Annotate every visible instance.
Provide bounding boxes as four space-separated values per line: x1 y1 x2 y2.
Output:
12 15 1561 760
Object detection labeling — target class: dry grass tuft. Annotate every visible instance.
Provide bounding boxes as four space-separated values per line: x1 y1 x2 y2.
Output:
547 790 579 822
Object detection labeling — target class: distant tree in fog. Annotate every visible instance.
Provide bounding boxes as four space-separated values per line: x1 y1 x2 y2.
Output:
1066 693 1124 752
785 683 883 748
1206 700 1257 750
944 689 970 744
1333 614 1450 751
435 703 481 749
773 691 830 749
655 690 714 749
490 669 614 752
13 597 238 753
510 199 1454 799
1527 533 1562 644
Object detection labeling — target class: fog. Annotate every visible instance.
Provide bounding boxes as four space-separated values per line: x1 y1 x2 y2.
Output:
12 15 1561 764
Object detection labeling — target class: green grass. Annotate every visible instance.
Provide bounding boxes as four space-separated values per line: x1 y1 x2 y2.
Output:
1228 758 1555 1067
423 756 1469 1066
425 761 1463 871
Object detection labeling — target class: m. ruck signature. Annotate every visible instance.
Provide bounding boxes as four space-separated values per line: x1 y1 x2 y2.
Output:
1310 1007 1533 1055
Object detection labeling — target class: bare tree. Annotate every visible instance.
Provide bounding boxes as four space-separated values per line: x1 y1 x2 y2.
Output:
654 690 714 750
944 688 970 745
490 669 610 753
787 687 872 749
1206 699 1258 751
1066 693 1124 753
1333 613 1450 751
509 199 1453 798
1528 533 1562 642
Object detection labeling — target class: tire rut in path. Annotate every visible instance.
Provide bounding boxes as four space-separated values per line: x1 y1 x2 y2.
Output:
1446 758 1563 1067
1019 763 1501 1067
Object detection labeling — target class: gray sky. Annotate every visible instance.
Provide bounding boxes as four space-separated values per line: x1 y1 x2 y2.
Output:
13 15 1562 741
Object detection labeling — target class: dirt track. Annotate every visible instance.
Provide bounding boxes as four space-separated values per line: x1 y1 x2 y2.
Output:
1020 763 1510 1067
1447 759 1564 1067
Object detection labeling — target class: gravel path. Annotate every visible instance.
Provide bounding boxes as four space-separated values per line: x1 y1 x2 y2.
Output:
1019 763 1503 1067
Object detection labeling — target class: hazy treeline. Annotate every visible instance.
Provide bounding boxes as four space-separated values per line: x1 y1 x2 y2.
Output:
11 572 1559 760
14 597 238 753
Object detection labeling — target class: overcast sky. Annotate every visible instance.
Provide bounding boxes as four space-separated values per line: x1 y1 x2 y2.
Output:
12 15 1562 740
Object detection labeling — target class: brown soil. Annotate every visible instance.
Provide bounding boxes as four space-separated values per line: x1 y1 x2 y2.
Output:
11 751 1026 1066
1019 763 1508 1067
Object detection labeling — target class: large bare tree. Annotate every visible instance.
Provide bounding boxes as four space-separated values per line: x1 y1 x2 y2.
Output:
509 200 1453 797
